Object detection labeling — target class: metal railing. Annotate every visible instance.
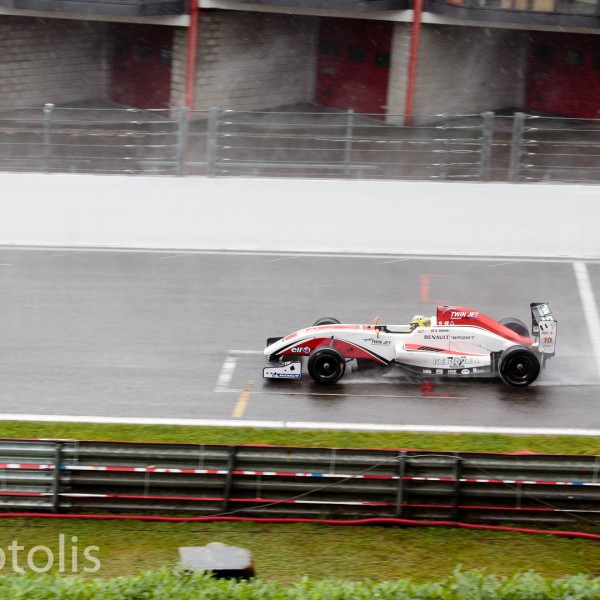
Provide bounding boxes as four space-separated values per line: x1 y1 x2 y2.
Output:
509 112 600 183
0 104 599 183
2 439 600 525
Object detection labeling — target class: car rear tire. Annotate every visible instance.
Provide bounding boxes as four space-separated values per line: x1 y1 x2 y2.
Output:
499 317 530 338
308 347 346 384
499 345 540 386
312 317 341 326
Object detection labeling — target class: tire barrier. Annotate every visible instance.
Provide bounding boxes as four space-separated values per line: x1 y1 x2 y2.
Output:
1 439 599 525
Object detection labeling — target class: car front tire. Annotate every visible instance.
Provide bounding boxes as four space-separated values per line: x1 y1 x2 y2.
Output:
307 347 346 384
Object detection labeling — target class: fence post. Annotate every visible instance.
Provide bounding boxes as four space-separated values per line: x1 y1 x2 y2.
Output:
509 112 526 183
206 107 220 177
394 451 407 517
451 454 462 522
222 446 238 514
50 442 62 513
479 111 494 182
176 107 189 177
343 109 354 176
43 103 54 174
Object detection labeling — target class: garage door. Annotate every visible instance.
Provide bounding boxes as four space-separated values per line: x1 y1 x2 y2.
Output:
316 19 392 115
526 32 600 119
111 24 173 110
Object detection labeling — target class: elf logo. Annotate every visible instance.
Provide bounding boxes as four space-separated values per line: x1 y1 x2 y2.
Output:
291 347 311 354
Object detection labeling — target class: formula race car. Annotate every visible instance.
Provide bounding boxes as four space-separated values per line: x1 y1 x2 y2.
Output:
263 303 557 387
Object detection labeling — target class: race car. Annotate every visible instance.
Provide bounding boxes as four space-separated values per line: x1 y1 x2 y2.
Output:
263 303 557 387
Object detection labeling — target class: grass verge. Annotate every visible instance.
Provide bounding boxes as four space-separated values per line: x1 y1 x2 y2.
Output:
0 518 599 582
2 421 600 454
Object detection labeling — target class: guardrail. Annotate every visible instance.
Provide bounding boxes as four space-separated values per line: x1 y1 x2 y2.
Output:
1 439 599 525
1 105 598 183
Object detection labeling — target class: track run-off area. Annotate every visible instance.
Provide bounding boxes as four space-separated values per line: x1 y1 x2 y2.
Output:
1 247 600 435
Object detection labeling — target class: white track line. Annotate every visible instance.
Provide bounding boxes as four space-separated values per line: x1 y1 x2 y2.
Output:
4 246 595 264
214 355 238 392
0 413 599 436
574 262 600 381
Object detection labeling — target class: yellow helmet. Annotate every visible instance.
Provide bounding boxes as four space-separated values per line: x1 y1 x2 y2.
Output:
410 314 431 330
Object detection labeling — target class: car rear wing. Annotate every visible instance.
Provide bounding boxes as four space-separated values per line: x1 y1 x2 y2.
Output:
531 302 557 355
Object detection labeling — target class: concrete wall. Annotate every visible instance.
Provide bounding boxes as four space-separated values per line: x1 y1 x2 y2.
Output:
388 23 529 117
0 173 597 258
0 16 109 107
190 11 318 111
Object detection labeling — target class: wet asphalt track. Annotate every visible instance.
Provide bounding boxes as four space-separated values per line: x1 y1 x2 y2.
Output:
1 247 599 432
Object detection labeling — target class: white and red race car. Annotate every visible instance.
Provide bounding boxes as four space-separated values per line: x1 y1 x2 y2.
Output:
264 303 557 387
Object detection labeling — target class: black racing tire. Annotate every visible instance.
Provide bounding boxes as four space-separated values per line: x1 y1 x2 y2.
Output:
307 347 346 384
312 317 341 326
499 345 540 387
499 317 530 338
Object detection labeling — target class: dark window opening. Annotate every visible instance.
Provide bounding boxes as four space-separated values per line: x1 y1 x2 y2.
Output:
563 49 583 67
136 43 153 59
159 48 172 65
348 45 366 63
535 44 554 62
323 40 341 58
593 56 600 72
374 51 390 68
115 37 130 55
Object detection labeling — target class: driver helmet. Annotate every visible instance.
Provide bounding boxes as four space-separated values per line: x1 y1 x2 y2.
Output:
410 314 431 330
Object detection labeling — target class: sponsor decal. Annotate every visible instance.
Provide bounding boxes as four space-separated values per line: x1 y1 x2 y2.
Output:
423 369 432 374
449 310 479 319
433 356 482 367
438 309 479 326
291 346 311 354
424 334 449 340
270 372 301 379
461 369 470 374
362 338 391 346
436 369 444 374
472 367 486 373
451 335 474 340
448 369 457 374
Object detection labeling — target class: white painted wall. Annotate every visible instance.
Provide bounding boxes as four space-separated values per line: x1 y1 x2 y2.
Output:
0 173 598 258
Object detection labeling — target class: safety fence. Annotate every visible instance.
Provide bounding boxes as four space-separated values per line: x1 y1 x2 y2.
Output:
0 104 598 183
1 439 599 525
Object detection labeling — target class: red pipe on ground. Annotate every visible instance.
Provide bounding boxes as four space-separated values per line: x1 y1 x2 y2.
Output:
1 513 599 541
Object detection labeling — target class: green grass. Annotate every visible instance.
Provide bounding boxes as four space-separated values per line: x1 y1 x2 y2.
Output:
1 569 600 600
2 420 600 454
0 518 599 583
